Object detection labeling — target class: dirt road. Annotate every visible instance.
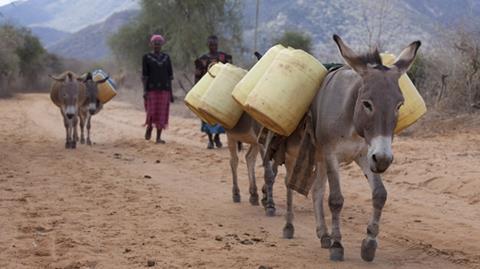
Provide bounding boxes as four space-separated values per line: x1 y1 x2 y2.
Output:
0 94 479 269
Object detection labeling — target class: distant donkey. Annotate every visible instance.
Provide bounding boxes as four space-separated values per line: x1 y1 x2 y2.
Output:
226 113 277 216
225 51 278 216
49 71 86 149
78 72 109 146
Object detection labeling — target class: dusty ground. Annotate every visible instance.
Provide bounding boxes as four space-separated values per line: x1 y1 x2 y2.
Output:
0 93 479 269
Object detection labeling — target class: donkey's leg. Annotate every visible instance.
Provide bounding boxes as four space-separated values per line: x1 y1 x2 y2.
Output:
326 155 344 261
312 162 331 248
245 145 259 206
74 125 79 142
355 154 387 262
67 120 74 149
86 114 92 146
227 137 241 203
71 116 78 149
261 147 276 216
283 179 295 239
79 111 85 144
283 155 296 239
63 115 71 149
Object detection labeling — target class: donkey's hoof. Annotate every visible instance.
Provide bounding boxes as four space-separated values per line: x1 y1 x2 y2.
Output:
249 194 259 206
71 142 77 149
283 223 294 239
232 194 241 203
320 234 332 249
87 140 92 146
80 138 85 144
261 196 267 207
361 238 377 262
65 142 70 149
265 206 276 217
330 241 344 261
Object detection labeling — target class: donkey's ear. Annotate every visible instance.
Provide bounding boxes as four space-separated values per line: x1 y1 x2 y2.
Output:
95 77 109 84
333 34 366 75
48 74 65 82
77 73 89 82
392 40 421 74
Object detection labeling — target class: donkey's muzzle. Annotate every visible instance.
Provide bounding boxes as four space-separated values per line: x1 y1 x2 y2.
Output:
371 153 393 173
368 136 394 173
88 103 97 115
65 106 76 119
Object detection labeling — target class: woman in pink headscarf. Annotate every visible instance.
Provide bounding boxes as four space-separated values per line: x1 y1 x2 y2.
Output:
142 34 174 144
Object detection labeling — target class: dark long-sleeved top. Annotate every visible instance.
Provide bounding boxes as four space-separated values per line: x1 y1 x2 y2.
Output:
194 51 232 83
142 52 173 92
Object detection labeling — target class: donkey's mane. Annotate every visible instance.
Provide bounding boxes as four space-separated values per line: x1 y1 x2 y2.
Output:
357 49 387 69
56 71 79 81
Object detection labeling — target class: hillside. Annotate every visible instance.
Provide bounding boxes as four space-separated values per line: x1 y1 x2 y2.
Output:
0 0 139 32
2 0 479 60
242 0 480 60
47 10 138 60
30 26 70 47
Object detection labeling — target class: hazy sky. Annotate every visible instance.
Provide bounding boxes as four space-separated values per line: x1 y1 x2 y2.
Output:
0 0 15 7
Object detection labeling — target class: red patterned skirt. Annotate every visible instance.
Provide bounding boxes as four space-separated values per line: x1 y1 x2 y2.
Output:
144 90 170 129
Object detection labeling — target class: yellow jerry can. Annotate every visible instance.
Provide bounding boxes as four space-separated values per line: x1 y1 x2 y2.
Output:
199 63 247 129
92 69 117 104
244 49 328 136
184 63 223 125
380 53 427 133
232 44 286 107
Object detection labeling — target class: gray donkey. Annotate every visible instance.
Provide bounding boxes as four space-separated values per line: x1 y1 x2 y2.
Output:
78 73 109 145
226 113 277 216
225 51 278 216
278 35 421 262
49 71 86 149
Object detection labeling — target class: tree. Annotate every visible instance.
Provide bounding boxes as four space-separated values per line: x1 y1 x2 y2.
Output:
453 28 480 108
274 31 312 53
109 0 243 71
407 53 426 87
15 28 47 82
359 0 400 51
0 24 22 76
0 24 61 95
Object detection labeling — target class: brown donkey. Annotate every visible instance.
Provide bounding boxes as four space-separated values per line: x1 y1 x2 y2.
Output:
78 72 109 146
49 71 86 149
226 113 277 216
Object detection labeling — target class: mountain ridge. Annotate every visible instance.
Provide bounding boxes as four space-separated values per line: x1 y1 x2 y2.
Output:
47 10 139 60
0 0 139 32
2 0 479 60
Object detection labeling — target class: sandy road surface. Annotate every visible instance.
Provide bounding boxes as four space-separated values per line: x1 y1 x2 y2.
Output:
0 94 479 269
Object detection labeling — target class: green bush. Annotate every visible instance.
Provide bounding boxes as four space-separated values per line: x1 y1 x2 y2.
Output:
274 31 313 53
0 24 61 96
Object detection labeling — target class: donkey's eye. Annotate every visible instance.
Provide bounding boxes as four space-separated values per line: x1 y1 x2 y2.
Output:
396 102 404 111
362 100 373 113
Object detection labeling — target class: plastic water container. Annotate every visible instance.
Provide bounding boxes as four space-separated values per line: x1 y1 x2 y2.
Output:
92 69 117 104
198 63 247 129
244 49 328 136
184 63 223 125
232 44 286 106
380 53 427 133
